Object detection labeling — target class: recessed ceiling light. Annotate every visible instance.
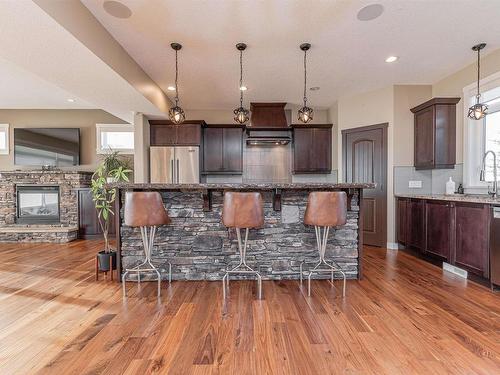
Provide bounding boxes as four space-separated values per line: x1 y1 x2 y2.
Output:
103 1 132 19
167 86 176 91
240 86 248 91
357 4 384 21
67 98 75 103
310 86 320 91
385 56 399 63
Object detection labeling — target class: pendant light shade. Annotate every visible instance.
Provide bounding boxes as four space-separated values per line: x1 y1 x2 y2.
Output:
168 42 185 124
234 43 250 124
298 43 313 124
468 43 488 121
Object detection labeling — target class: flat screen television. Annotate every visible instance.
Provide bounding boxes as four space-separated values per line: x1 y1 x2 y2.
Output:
14 128 80 167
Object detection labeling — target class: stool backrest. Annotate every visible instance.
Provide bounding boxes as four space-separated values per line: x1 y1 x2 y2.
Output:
124 192 171 227
304 191 347 227
222 192 264 229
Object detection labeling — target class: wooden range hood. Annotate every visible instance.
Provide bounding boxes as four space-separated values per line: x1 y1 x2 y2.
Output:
249 102 288 129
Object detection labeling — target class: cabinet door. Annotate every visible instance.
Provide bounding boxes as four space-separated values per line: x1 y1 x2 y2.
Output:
454 203 489 277
222 128 243 173
425 200 451 261
407 199 425 251
203 128 224 172
78 189 99 238
150 125 177 146
177 124 201 145
414 107 435 169
311 128 332 172
396 198 407 245
293 128 313 173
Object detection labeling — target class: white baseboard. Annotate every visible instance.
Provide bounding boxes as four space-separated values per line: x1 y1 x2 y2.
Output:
386 242 399 250
443 262 468 279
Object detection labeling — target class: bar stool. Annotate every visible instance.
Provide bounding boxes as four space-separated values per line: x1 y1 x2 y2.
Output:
222 192 264 299
122 191 172 297
300 191 348 297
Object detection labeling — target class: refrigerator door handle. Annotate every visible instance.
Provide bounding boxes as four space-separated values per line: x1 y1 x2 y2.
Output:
177 159 180 183
171 159 174 183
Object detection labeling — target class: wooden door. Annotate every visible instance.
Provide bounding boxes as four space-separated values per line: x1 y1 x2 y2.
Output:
177 124 201 145
425 200 452 261
414 107 435 169
343 124 387 247
293 128 313 173
396 197 408 245
203 127 224 172
407 199 425 251
454 202 489 277
222 128 243 173
150 124 177 146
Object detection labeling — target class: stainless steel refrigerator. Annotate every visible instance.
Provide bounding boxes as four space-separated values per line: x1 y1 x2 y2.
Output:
150 146 200 183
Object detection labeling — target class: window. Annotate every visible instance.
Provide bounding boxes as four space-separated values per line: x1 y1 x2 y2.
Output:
96 124 134 154
0 124 9 155
463 72 500 192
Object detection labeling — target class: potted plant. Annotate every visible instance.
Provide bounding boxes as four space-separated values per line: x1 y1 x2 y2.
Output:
91 151 132 273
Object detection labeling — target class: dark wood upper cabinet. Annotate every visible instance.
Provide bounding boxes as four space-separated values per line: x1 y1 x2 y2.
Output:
410 97 460 170
292 124 332 174
202 125 243 174
454 202 490 278
425 200 452 261
149 120 204 146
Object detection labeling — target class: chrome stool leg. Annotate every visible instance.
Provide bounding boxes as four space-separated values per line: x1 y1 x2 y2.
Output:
223 228 262 300
122 226 163 298
306 225 346 297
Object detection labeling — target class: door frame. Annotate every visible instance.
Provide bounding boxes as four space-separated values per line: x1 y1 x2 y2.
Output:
342 123 388 247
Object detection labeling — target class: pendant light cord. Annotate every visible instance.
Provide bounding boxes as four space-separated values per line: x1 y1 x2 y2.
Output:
476 47 481 101
239 49 244 107
303 49 308 105
175 49 179 106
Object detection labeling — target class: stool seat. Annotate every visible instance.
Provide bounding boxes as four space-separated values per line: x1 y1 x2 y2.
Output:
222 192 264 229
304 191 347 227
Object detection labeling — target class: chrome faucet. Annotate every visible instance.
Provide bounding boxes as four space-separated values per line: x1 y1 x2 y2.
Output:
480 150 498 198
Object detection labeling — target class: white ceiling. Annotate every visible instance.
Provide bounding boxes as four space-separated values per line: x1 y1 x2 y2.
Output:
0 56 93 109
82 0 500 110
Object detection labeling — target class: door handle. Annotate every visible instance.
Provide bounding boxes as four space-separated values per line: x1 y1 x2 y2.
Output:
177 159 180 183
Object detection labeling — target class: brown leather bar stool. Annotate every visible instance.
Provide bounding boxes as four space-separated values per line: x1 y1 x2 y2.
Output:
222 192 264 299
300 191 348 297
122 192 172 297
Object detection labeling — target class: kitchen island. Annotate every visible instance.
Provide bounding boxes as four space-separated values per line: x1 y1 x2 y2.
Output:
111 183 374 282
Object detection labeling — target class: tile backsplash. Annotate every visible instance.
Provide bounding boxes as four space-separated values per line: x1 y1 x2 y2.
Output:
394 164 463 195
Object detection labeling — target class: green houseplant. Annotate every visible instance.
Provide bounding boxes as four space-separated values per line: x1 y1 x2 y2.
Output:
91 150 132 272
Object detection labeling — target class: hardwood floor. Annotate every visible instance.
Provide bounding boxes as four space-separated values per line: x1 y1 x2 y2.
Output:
0 240 498 374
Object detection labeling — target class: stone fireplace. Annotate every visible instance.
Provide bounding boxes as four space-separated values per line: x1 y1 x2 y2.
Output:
0 170 92 242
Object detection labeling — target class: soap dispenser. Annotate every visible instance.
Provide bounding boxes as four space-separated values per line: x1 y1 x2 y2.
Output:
445 177 455 195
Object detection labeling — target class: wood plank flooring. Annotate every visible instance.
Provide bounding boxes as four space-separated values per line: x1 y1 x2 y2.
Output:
0 240 499 374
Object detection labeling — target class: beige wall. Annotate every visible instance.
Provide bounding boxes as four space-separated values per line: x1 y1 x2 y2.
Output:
432 48 500 163
0 109 126 171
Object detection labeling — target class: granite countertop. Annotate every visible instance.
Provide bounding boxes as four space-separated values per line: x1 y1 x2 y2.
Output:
0 170 93 175
109 182 376 190
396 194 500 205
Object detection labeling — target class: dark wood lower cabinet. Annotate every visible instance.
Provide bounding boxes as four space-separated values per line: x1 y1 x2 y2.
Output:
396 197 490 280
77 189 115 239
424 200 452 261
454 202 489 278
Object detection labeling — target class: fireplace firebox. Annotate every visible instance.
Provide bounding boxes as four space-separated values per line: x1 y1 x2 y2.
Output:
16 185 60 224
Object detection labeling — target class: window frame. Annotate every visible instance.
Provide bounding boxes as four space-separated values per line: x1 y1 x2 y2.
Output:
96 123 134 155
0 124 9 155
463 71 500 193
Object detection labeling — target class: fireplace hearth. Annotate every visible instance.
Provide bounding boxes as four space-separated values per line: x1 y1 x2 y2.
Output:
16 185 60 224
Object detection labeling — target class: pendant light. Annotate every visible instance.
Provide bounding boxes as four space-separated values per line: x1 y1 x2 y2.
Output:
298 43 313 123
468 43 488 121
234 43 250 124
168 42 185 124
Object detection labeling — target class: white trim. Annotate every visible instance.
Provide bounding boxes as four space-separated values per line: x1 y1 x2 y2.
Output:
463 72 500 192
386 242 399 250
96 123 134 154
0 124 9 155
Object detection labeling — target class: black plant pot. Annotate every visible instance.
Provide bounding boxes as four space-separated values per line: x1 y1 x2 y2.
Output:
97 250 117 272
